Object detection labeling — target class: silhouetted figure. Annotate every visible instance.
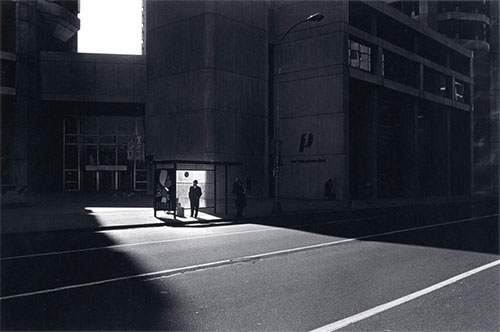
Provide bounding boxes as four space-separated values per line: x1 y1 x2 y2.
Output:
189 180 202 218
325 178 333 200
246 176 252 193
232 177 246 217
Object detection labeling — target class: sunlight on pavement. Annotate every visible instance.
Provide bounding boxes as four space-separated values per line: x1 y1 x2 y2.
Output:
85 207 151 213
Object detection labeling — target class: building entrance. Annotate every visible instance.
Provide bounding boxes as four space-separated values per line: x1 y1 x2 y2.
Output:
63 115 147 192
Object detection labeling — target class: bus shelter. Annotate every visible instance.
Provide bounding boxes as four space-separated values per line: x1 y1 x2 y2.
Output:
153 160 242 219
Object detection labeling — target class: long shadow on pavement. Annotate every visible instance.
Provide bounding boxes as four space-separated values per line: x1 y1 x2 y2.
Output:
1 207 179 331
250 199 499 255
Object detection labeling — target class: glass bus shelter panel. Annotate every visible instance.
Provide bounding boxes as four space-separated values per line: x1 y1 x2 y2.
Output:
176 170 215 209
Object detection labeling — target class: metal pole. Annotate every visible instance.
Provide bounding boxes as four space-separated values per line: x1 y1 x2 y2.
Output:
214 165 217 214
272 67 282 214
225 165 228 215
271 12 324 215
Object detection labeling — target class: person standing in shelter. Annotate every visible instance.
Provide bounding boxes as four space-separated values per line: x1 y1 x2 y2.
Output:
189 180 202 218
232 177 246 217
325 178 333 200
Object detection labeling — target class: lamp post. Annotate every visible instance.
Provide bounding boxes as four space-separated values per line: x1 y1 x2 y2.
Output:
272 12 324 214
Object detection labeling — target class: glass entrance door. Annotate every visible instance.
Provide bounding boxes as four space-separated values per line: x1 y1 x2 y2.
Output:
63 115 146 192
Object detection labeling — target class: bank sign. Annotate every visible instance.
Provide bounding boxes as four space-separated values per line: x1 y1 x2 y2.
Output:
298 133 313 152
292 132 326 164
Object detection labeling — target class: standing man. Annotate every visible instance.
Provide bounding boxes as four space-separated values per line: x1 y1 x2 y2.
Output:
189 180 202 218
232 177 246 217
324 178 333 200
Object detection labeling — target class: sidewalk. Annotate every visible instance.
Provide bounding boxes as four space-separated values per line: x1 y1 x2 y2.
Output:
1 191 497 234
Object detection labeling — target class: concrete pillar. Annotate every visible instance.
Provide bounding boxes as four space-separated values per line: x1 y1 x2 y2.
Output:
418 1 439 30
400 100 419 197
375 46 383 77
14 2 39 192
433 108 451 196
369 89 378 199
418 63 424 91
145 1 268 195
445 109 452 196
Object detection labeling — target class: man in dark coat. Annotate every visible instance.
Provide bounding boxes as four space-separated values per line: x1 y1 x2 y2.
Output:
189 180 202 218
325 178 333 200
232 177 246 217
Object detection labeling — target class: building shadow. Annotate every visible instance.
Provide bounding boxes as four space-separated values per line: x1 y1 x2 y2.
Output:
1 206 183 331
266 199 499 255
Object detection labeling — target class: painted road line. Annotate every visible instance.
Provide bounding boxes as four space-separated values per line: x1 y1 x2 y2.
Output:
310 259 500 332
1 214 498 301
0 227 279 261
1 216 380 261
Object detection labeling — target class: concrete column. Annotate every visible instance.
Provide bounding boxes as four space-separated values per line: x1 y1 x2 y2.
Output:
418 1 439 30
433 108 451 196
400 100 419 197
375 46 383 77
418 63 424 91
445 109 452 196
14 2 39 192
368 88 378 199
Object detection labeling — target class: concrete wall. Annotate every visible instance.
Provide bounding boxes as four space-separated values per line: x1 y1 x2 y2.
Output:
40 52 145 103
271 1 349 199
489 1 500 192
1 1 39 200
145 1 268 195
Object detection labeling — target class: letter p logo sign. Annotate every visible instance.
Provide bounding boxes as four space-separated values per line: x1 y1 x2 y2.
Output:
299 133 314 152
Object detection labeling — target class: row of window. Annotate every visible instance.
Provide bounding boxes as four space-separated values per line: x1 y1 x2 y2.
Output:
348 39 469 103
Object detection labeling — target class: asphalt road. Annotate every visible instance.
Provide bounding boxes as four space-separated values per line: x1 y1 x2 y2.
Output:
1 203 499 331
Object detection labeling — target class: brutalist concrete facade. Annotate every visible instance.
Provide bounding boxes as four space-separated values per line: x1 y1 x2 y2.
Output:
145 1 269 196
145 0 474 200
1 0 145 203
2 0 476 203
387 0 499 194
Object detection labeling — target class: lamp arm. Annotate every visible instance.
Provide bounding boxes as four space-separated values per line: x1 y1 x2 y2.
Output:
279 19 308 43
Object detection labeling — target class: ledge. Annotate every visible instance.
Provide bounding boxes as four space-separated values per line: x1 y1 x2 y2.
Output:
438 12 490 25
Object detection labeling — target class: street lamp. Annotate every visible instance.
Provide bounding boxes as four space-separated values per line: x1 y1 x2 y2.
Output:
272 12 324 214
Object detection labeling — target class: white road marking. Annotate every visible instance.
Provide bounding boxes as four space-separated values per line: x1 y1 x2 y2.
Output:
310 259 500 332
1 214 497 301
1 216 378 261
1 228 278 261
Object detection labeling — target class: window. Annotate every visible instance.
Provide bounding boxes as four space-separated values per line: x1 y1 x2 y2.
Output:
454 81 464 102
382 50 418 88
348 40 372 72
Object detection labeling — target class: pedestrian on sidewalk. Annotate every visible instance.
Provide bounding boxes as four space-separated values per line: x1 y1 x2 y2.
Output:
324 178 333 200
232 177 246 217
189 180 202 218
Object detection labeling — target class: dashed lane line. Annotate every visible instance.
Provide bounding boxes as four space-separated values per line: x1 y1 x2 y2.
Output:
1 214 497 301
310 259 500 332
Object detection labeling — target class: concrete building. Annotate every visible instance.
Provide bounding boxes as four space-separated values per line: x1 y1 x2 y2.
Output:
1 0 475 204
1 0 145 203
387 0 499 194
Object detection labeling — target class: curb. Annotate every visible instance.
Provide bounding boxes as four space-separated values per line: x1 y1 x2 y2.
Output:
2 197 497 235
